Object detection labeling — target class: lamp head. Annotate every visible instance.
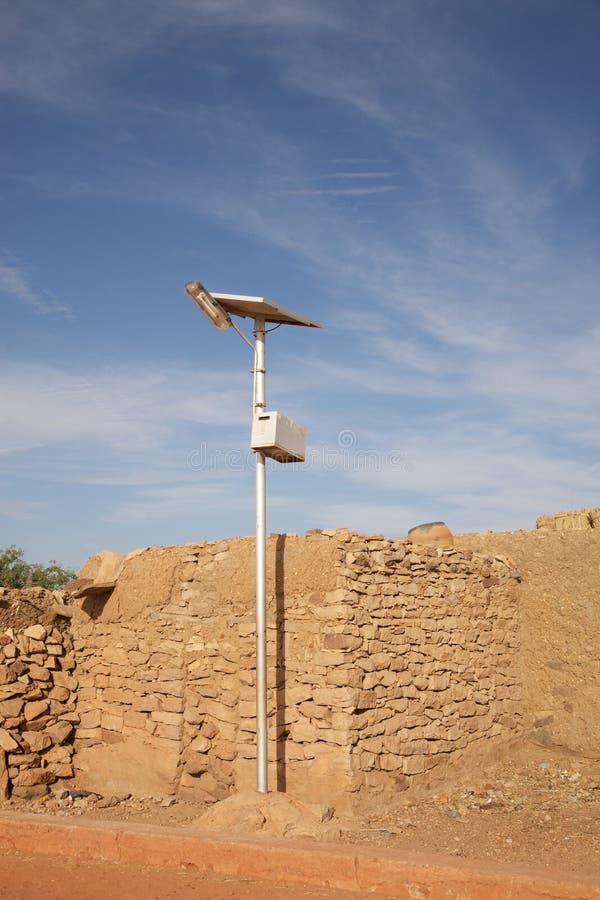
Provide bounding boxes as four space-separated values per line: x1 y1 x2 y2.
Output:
184 281 232 330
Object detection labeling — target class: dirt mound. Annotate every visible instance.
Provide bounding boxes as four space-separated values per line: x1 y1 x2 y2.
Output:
195 791 340 841
0 588 71 633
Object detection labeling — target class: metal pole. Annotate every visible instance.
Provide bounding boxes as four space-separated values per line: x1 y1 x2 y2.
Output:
254 316 268 793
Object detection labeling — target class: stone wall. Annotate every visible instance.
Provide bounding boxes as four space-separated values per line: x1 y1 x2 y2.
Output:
72 545 188 797
536 506 600 530
71 535 342 802
69 531 522 810
0 594 77 799
337 534 522 801
4 527 595 809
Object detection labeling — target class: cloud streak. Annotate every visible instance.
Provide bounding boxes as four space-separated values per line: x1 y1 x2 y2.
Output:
281 186 399 197
0 362 250 454
0 260 71 317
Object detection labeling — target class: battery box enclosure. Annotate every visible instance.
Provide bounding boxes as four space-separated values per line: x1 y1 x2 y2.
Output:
250 411 306 463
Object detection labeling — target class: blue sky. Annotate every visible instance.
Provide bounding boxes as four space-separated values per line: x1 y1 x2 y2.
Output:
1 0 599 569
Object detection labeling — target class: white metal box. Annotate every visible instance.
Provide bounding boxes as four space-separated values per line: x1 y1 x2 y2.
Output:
250 411 306 463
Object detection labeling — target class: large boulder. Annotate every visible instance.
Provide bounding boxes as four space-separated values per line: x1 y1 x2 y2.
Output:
67 550 126 598
78 549 125 585
195 791 339 841
407 521 453 549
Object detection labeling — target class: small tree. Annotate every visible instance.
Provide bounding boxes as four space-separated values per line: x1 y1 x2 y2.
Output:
0 545 76 590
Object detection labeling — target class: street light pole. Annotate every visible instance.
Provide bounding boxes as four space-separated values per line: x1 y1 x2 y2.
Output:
253 317 268 792
183 281 320 796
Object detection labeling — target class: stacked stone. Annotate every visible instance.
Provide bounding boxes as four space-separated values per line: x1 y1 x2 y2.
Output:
536 507 597 530
229 530 362 801
178 542 245 804
70 541 249 803
173 533 351 803
257 530 364 763
0 622 77 799
73 615 187 784
332 534 522 791
69 531 523 808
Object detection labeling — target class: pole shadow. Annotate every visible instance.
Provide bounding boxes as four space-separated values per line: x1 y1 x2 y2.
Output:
275 533 287 792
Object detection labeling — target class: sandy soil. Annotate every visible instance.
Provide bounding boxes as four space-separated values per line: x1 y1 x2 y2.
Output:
0 850 364 900
2 739 598 881
342 741 600 879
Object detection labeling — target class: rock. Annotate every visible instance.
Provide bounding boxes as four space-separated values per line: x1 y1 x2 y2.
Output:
13 767 57 787
0 698 25 718
48 686 71 702
196 794 266 835
96 790 130 808
62 578 94 596
51 671 77 690
51 763 74 778
44 747 73 763
195 792 339 841
445 806 462 819
408 522 454 548
28 664 51 682
11 783 49 799
0 728 19 752
188 735 211 753
21 731 52 752
78 550 125 589
52 604 73 619
73 789 99 799
24 699 50 721
46 720 74 746
0 669 13 688
184 756 209 776
194 772 230 803
23 625 47 641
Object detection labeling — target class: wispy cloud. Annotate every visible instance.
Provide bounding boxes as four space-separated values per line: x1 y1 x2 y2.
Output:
106 480 254 522
0 259 71 317
281 186 399 197
0 498 47 521
311 419 597 536
0 0 339 107
321 171 398 179
0 362 249 454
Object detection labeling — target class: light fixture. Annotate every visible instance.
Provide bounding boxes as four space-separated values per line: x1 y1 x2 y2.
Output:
184 281 232 330
183 279 321 794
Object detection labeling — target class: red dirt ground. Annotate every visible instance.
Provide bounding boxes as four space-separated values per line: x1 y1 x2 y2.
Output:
0 849 366 900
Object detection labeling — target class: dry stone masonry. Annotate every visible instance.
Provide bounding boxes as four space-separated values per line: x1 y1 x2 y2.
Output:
536 506 600 530
336 534 522 798
3 520 597 812
68 531 522 811
0 591 77 799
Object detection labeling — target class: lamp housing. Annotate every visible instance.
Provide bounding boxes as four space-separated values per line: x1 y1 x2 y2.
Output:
184 281 232 330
